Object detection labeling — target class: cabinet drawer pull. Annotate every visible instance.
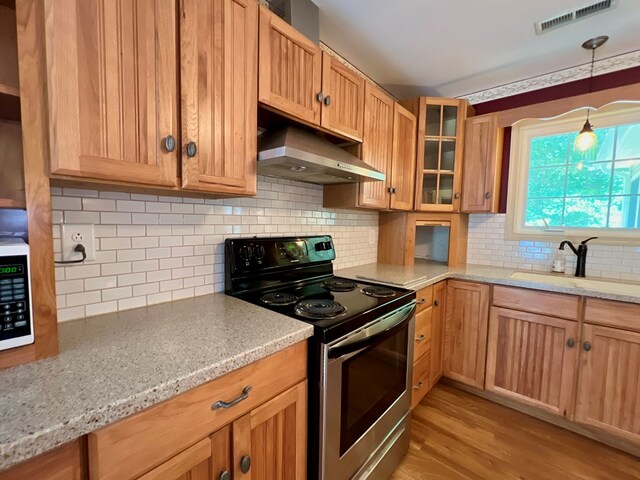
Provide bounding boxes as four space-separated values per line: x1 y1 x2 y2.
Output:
211 385 252 410
413 381 424 390
566 338 575 348
220 471 231 480
416 298 427 305
583 341 592 352
240 455 251 474
186 141 198 158
324 95 331 106
415 334 426 343
162 135 176 152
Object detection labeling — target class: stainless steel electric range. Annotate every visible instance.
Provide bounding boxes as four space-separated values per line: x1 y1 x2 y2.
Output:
225 235 416 480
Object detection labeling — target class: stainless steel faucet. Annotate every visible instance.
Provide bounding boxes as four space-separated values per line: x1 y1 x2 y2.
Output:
559 237 598 277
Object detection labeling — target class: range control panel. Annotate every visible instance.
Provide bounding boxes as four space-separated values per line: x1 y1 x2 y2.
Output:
226 236 336 272
0 239 34 351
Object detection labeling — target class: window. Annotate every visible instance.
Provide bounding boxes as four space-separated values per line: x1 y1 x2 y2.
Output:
507 103 640 243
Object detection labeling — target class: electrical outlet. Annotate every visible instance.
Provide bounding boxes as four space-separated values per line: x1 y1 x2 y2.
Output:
61 224 96 262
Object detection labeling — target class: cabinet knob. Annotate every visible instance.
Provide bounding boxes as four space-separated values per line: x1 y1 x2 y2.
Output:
583 341 592 352
186 141 198 158
566 338 575 348
162 135 176 152
434 300 439 307
219 471 231 480
316 91 324 102
454 192 460 199
324 95 331 106
485 191 491 199
240 455 251 474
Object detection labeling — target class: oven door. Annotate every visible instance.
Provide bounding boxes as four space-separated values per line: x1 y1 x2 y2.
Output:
320 302 415 480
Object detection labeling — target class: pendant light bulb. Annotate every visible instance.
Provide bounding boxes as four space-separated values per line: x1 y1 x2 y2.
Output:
574 119 597 152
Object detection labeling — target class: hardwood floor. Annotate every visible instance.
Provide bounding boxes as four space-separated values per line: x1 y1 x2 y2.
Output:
391 384 640 480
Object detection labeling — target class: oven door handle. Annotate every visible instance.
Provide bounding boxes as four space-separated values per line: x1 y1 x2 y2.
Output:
328 302 416 359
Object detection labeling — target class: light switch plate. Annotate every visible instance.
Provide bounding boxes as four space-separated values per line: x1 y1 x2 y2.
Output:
61 224 96 262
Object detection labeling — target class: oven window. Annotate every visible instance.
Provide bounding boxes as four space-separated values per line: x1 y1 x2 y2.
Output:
339 327 408 456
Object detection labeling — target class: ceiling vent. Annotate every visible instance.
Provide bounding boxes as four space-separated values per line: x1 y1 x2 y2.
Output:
535 0 617 34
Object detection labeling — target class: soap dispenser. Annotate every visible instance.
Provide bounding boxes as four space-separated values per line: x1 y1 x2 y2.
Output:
552 248 566 273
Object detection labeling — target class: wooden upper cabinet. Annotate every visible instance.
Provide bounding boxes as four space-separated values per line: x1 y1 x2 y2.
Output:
258 6 322 126
320 52 365 141
137 438 212 480
358 82 394 209
44 0 178 187
486 307 578 417
180 0 257 195
575 324 640 443
444 280 490 388
389 103 417 211
462 113 503 213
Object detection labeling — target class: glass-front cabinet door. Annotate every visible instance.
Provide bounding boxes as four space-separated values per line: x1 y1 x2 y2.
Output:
415 98 470 212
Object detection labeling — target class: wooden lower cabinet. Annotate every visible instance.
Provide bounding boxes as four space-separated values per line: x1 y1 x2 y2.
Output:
443 280 490 388
575 324 640 443
0 439 84 480
430 281 446 387
138 438 212 480
485 307 578 417
411 346 431 409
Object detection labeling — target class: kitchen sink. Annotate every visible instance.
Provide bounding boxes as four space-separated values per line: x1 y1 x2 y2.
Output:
509 272 640 296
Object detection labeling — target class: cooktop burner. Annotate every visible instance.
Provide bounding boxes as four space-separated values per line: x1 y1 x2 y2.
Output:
295 299 347 319
260 292 299 306
322 279 358 292
361 286 396 298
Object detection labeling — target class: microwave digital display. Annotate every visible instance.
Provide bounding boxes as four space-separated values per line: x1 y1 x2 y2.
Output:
0 265 23 276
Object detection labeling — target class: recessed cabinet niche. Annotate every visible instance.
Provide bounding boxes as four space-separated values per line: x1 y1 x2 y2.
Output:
44 0 257 196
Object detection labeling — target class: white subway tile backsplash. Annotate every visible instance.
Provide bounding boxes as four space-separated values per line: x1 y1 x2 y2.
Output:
52 177 379 321
467 214 640 281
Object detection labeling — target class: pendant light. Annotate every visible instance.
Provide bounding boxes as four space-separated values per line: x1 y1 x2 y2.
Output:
574 35 608 152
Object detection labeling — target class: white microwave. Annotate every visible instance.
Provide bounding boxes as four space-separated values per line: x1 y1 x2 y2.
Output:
0 238 34 351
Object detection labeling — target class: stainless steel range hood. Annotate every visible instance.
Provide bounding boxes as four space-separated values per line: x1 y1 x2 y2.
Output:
257 127 385 185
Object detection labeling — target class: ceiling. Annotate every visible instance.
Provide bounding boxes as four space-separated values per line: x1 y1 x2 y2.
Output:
314 0 640 100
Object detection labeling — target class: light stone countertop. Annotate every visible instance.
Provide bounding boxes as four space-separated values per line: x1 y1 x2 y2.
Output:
336 261 640 304
0 293 313 471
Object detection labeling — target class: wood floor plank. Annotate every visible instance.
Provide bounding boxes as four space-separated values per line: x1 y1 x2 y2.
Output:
391 385 640 480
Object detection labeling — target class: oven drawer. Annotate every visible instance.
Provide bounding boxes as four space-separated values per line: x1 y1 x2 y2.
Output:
416 285 433 313
87 341 307 480
411 346 431 409
414 306 432 361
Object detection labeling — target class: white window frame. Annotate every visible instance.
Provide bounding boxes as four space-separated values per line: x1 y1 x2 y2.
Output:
506 102 640 245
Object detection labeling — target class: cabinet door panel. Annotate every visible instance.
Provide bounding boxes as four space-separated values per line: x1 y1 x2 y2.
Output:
258 6 321 125
45 0 178 186
320 52 364 141
181 0 257 195
430 281 446 387
486 307 578 416
390 103 417 211
462 114 502 213
244 381 307 480
444 280 489 388
575 324 640 443
137 438 211 480
358 83 393 208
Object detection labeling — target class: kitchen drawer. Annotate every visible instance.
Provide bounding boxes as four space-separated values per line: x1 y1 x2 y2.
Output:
584 298 640 333
414 306 432 361
411 346 431 409
492 285 580 321
88 341 307 480
415 284 433 313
